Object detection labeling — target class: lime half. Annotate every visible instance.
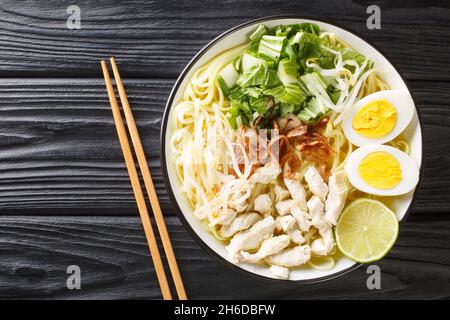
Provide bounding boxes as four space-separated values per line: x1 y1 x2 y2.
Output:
336 198 399 263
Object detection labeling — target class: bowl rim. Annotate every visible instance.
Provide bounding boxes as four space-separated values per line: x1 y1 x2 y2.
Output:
160 15 424 284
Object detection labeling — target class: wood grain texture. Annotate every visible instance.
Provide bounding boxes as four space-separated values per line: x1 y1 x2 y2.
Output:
0 79 448 215
0 215 448 300
0 0 449 80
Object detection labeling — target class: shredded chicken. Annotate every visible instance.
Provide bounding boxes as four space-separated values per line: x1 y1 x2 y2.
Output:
254 194 273 216
305 166 329 201
241 235 290 263
307 196 335 256
250 162 282 184
269 265 290 279
311 217 335 256
220 212 262 238
265 245 311 267
284 176 307 209
325 170 349 225
275 199 294 216
288 229 305 245
210 208 237 226
226 216 276 262
307 195 324 219
291 205 311 232
275 215 296 233
274 183 291 202
228 197 248 213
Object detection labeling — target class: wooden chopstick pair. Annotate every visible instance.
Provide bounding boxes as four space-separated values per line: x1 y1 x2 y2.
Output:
101 58 187 300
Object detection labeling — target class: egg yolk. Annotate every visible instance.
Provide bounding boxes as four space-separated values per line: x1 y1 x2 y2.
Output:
358 152 402 189
352 99 397 139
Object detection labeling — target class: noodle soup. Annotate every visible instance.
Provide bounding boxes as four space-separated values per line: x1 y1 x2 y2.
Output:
163 18 422 281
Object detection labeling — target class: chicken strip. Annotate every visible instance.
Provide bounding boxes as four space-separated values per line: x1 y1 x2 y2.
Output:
274 183 291 202
226 216 276 262
307 195 324 219
311 215 335 256
311 233 334 256
306 195 335 255
275 199 294 216
254 194 273 216
325 170 349 225
250 162 282 184
228 192 249 213
209 208 237 226
291 205 311 232
305 166 328 201
269 265 289 279
275 215 296 232
220 212 261 238
288 229 305 245
241 235 290 263
284 177 307 209
265 245 311 267
223 178 253 213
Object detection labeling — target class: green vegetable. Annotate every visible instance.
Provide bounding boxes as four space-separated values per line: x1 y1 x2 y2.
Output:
300 72 333 106
242 87 263 98
228 99 251 128
258 35 285 61
290 31 304 45
279 103 295 117
278 59 298 85
233 56 242 72
249 96 266 114
217 63 239 94
263 83 307 105
296 33 335 70
228 86 246 100
281 42 298 63
262 85 284 100
241 51 265 72
297 97 328 123
341 47 374 76
274 23 320 37
236 63 280 88
299 23 320 35
341 48 369 68
250 24 269 41
327 85 341 104
283 83 307 105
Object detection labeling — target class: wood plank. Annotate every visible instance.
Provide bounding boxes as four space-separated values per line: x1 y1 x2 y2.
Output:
0 78 172 214
0 79 448 215
0 215 448 299
0 0 448 80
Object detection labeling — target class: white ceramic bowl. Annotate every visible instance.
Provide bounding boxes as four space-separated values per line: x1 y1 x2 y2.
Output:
161 17 423 282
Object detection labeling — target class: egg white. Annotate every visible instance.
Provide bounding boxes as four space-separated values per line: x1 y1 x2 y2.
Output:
342 90 415 147
346 145 419 196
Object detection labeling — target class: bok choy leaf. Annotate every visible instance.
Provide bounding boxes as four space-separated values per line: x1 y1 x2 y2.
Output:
236 62 280 88
258 35 286 61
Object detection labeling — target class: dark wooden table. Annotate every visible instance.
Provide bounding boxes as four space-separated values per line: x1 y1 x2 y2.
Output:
0 0 449 300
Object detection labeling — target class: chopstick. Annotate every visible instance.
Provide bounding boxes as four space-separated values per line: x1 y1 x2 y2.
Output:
108 57 187 300
101 59 186 300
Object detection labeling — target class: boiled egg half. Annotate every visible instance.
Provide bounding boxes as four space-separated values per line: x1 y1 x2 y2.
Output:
346 145 419 196
343 90 414 147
